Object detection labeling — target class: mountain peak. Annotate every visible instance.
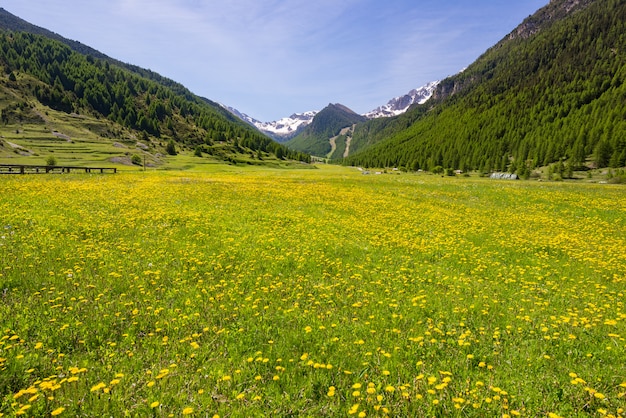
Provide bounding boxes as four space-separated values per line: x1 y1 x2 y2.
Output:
223 106 318 142
327 103 357 114
364 81 439 119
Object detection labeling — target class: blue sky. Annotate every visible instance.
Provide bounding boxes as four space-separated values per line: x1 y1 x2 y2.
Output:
3 0 546 121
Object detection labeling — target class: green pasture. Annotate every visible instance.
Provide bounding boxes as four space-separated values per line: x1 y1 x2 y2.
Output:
0 167 625 417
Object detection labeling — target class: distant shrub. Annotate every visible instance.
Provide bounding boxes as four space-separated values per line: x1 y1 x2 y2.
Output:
166 140 177 156
131 154 142 166
45 155 57 166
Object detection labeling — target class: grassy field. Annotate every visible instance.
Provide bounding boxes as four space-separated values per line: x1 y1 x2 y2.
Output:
0 166 625 417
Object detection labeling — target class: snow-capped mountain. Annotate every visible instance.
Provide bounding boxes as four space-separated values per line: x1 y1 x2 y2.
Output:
224 106 317 142
364 80 440 119
224 80 438 142
254 111 318 141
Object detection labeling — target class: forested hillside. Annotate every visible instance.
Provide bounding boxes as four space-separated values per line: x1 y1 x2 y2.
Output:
344 0 626 175
287 104 366 157
0 29 309 163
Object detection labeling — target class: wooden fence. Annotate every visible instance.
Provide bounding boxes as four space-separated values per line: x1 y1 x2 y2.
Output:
0 164 117 174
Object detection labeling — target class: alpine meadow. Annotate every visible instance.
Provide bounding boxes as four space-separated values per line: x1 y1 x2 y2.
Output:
1 0 626 417
1 168 625 417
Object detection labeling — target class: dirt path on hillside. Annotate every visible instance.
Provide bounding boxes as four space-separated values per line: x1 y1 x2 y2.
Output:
327 126 354 159
328 135 337 158
343 126 355 158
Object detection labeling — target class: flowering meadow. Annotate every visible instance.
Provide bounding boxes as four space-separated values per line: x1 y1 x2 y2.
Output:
0 167 625 417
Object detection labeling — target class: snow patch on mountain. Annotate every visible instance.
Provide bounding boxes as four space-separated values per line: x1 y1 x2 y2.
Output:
223 80 439 141
223 106 317 141
255 111 318 137
364 80 440 119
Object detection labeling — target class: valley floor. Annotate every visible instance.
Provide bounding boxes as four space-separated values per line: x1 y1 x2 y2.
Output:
1 166 625 417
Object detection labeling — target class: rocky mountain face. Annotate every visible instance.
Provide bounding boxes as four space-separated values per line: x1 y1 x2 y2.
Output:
363 81 439 119
223 106 318 142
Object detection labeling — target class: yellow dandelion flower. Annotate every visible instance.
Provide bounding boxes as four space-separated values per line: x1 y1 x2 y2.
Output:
182 407 194 415
150 401 160 408
50 407 65 416
90 382 106 392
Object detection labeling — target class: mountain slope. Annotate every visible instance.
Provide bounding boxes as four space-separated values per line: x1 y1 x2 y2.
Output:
286 103 367 157
344 0 626 174
0 8 202 99
0 12 309 166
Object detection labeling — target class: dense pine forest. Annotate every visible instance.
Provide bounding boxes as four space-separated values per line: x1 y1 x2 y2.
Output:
343 0 626 175
0 30 310 163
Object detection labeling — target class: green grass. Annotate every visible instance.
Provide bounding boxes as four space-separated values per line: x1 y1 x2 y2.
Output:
0 167 625 417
